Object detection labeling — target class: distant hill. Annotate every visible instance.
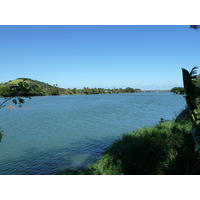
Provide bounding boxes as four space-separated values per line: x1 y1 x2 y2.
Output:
0 78 67 96
0 78 143 96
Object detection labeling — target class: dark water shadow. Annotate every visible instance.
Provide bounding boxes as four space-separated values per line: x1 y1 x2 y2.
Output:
0 136 118 175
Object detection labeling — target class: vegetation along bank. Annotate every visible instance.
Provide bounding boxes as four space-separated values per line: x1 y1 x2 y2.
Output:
1 71 200 175
0 78 141 96
55 108 198 175
54 67 200 175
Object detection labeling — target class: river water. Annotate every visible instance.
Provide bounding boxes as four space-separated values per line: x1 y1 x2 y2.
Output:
0 92 186 174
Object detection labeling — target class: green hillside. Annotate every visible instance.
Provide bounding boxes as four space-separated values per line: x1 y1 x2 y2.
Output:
0 78 142 97
0 78 66 96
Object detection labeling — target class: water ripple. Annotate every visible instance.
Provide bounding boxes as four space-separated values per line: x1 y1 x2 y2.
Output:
0 93 186 174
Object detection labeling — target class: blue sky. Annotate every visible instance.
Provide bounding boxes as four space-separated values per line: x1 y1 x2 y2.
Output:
1 25 200 90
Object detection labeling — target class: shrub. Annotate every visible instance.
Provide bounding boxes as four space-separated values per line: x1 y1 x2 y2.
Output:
89 120 195 175
56 119 196 175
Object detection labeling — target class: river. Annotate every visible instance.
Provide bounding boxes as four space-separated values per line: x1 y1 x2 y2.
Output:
0 92 186 174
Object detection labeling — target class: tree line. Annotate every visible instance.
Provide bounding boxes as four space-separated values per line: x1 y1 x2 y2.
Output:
67 87 141 95
170 70 200 95
0 78 142 97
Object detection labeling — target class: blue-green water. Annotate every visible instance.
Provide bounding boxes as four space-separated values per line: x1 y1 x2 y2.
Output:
0 92 186 174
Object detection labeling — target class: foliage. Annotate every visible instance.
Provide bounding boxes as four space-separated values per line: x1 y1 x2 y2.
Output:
90 120 195 175
170 87 185 94
170 71 200 95
0 79 38 109
175 107 191 121
0 78 66 96
70 87 141 95
0 79 38 142
182 67 200 125
55 118 196 175
182 67 200 158
0 78 142 96
192 74 200 87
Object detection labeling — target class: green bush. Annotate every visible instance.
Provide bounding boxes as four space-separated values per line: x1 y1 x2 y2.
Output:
170 87 185 94
56 119 196 175
89 120 195 175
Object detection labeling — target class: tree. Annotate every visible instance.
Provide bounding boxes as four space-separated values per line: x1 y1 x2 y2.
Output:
0 79 38 109
170 87 185 94
0 79 38 141
182 67 200 150
124 87 135 93
72 88 77 94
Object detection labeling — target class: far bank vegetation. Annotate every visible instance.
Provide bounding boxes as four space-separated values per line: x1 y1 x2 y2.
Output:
0 78 141 96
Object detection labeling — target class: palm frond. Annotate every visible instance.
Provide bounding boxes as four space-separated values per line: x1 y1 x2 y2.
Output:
190 66 198 77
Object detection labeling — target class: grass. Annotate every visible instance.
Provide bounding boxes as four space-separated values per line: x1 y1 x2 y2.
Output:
55 108 198 175
7 79 25 85
88 119 195 175
56 118 197 175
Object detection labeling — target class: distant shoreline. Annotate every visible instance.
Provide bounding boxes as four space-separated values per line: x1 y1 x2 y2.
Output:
0 90 172 98
141 90 171 92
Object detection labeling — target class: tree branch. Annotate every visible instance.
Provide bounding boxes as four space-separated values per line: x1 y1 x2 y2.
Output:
0 97 12 109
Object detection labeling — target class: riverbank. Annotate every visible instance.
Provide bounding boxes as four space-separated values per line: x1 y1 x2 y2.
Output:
55 109 198 175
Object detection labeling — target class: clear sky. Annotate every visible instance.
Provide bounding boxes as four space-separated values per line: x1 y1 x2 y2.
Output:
1 25 200 90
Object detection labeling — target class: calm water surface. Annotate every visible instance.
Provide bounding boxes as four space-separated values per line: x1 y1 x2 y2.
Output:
0 92 186 174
